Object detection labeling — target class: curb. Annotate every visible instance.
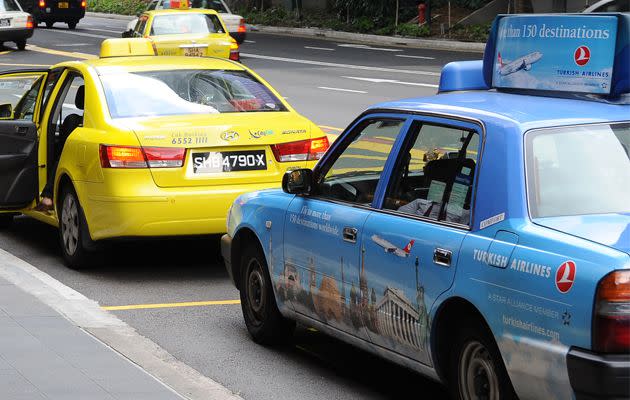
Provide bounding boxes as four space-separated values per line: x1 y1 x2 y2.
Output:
85 11 485 53
0 247 243 400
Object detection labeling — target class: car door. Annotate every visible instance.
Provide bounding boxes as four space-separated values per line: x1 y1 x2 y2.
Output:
0 70 49 209
360 117 482 365
282 116 410 340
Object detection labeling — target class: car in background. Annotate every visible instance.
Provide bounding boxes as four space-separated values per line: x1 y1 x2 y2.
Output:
126 0 247 44
0 0 33 50
0 38 329 269
222 13 630 400
583 0 629 12
17 0 85 29
123 9 239 61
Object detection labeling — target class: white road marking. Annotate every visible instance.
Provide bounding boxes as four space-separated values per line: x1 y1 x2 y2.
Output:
396 54 435 60
318 86 367 94
337 43 403 52
241 53 441 76
304 46 335 51
78 27 123 34
343 76 439 88
42 29 111 39
55 43 91 47
244 40 256 43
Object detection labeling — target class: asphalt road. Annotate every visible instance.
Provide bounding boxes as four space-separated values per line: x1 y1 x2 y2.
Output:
0 16 482 400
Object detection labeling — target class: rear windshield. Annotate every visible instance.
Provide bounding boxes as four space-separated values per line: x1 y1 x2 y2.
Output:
150 13 224 35
0 0 21 11
101 69 287 119
526 123 630 218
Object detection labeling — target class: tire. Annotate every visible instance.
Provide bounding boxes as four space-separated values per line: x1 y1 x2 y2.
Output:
15 39 26 51
58 185 93 269
45 21 53 28
0 214 14 229
450 318 517 400
67 21 77 30
240 243 295 344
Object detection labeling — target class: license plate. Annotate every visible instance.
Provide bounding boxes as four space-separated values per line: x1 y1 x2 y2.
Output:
58 2 69 8
184 47 204 57
192 150 267 173
0 19 10 27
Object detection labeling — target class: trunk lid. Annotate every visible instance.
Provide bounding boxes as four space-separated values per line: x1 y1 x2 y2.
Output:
535 213 630 255
218 14 240 32
151 33 232 58
123 112 315 188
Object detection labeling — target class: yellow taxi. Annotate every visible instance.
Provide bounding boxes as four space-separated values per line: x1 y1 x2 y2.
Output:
0 38 329 268
122 8 240 61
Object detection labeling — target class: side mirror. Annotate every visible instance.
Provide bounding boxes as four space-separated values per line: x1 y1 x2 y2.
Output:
121 29 134 38
282 169 314 195
0 103 13 119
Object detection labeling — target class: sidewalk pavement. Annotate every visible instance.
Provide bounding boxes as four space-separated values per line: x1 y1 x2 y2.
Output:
85 11 486 53
0 275 183 400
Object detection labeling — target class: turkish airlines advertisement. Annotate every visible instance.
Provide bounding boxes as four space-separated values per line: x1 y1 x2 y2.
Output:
492 15 618 94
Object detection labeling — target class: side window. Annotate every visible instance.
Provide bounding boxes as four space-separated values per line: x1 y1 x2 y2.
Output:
0 73 45 121
384 121 479 226
48 73 85 149
316 118 405 205
12 75 45 121
39 68 64 119
135 15 148 36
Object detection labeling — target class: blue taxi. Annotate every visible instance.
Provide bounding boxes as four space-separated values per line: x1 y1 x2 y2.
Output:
222 13 630 400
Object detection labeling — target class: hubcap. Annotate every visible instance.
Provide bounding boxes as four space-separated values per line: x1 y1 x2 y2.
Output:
61 194 79 256
459 340 500 400
246 260 266 324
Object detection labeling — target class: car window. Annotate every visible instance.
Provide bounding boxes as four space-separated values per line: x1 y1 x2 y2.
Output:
383 122 479 226
101 69 286 118
135 15 149 36
150 13 224 35
12 75 45 121
49 73 85 139
189 0 228 12
0 74 43 121
526 123 630 218
316 119 405 205
0 0 20 11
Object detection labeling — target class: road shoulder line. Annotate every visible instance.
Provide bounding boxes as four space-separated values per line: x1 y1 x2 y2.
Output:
0 248 243 400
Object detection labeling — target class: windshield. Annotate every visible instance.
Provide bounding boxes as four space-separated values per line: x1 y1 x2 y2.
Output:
190 0 228 12
101 69 287 119
150 13 224 35
526 123 630 218
0 0 20 11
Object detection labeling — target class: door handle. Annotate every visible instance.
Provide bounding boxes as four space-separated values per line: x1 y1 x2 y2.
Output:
15 126 28 135
343 227 358 243
433 248 452 267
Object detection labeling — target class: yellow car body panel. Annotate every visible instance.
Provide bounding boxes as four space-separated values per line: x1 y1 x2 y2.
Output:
142 9 235 59
4 55 325 240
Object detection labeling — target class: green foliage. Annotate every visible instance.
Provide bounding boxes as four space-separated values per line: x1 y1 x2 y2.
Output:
87 0 147 15
449 22 491 42
397 23 430 37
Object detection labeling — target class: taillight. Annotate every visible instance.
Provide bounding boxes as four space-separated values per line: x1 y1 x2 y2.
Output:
229 42 239 61
237 18 246 33
81 0 86 7
593 270 630 353
38 0 45 7
26 16 33 29
99 145 185 168
271 137 330 162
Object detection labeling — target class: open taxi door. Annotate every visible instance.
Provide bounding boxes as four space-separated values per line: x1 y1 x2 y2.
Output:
0 70 49 214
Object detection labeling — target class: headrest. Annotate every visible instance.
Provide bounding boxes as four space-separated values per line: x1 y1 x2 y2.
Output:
75 85 84 110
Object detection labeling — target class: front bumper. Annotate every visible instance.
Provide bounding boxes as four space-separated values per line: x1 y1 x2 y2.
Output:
221 234 235 286
567 347 630 400
0 28 34 41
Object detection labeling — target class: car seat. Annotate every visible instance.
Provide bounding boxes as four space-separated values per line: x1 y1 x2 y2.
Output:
60 85 84 140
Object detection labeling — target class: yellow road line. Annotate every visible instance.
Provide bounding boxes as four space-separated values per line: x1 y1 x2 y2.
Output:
102 299 241 311
27 45 96 60
319 125 344 132
0 50 12 55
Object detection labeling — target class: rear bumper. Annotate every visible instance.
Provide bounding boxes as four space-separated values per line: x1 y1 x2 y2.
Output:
37 8 85 22
83 181 280 240
230 31 246 44
567 347 630 400
0 28 34 41
221 234 235 286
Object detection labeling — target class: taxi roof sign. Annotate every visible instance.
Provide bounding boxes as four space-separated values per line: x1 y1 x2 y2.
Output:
100 38 156 58
482 13 630 97
168 0 190 9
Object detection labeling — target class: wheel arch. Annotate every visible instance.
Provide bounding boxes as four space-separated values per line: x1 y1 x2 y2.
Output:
231 226 266 291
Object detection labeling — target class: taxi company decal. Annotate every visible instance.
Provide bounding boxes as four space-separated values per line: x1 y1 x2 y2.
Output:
480 212 505 229
221 130 239 141
282 129 307 135
249 129 274 139
555 260 576 293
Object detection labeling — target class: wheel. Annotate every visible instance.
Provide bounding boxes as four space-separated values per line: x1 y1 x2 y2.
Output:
58 185 93 269
15 39 26 51
0 214 14 229
67 21 77 30
45 21 53 28
451 318 517 400
240 243 295 344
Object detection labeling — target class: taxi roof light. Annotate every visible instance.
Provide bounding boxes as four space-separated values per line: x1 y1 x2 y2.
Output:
99 38 156 58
